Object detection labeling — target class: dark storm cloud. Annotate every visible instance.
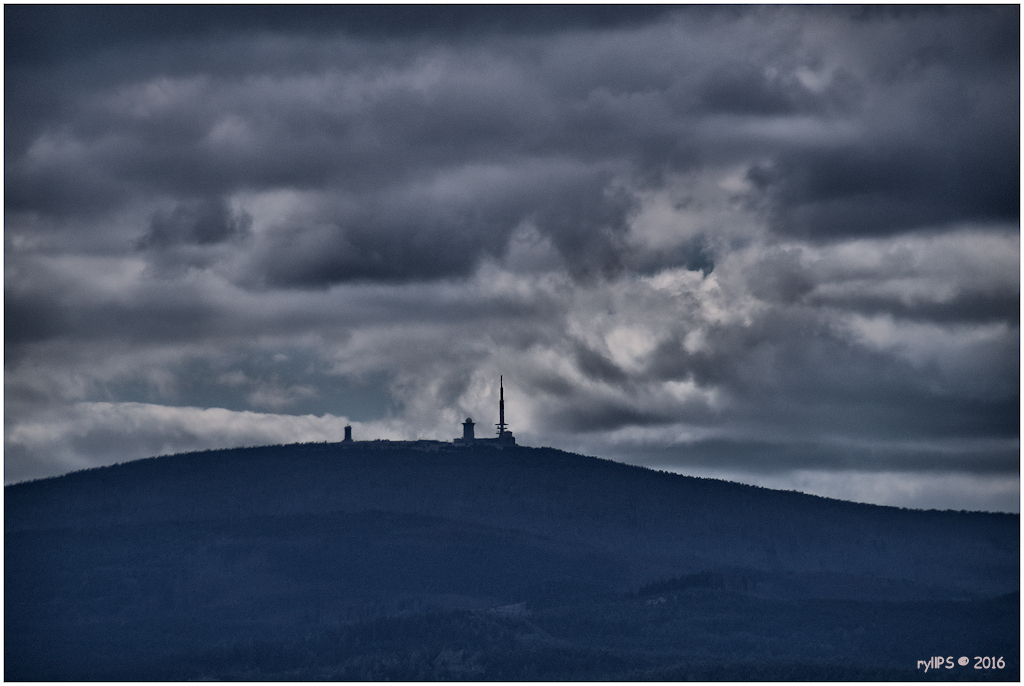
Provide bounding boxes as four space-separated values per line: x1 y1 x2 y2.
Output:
244 163 636 287
4 6 1018 510
5 275 231 350
571 339 629 386
764 137 1019 240
615 436 1020 477
568 309 1018 443
141 198 250 248
7 27 648 282
756 6 1019 241
806 289 1021 325
9 5 1016 278
546 398 676 434
5 5 679 66
695 63 835 118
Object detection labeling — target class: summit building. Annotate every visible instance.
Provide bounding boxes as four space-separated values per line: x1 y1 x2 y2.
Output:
342 377 516 447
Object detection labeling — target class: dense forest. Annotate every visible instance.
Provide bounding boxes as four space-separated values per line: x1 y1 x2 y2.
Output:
6 441 1019 680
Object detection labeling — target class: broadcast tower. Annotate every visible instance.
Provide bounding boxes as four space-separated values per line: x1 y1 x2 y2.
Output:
495 376 514 444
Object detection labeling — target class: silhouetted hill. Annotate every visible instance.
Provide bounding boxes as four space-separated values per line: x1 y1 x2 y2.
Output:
6 442 1019 680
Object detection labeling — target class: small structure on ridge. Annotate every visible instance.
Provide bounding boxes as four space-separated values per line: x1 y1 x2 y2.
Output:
454 377 515 446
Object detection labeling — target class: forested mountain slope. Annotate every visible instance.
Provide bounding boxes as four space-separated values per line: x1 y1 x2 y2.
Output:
6 442 1019 680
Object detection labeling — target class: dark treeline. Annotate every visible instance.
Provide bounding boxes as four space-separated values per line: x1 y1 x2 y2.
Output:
5 442 1019 680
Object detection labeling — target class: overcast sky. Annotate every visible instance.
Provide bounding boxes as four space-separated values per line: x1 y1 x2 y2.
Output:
5 5 1019 511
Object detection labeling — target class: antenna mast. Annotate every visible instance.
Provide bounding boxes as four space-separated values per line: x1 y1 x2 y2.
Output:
496 375 508 436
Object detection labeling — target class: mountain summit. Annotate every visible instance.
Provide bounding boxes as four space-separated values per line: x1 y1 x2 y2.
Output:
6 441 1018 680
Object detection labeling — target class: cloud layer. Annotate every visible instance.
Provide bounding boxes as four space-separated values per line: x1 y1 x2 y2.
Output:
5 6 1019 510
